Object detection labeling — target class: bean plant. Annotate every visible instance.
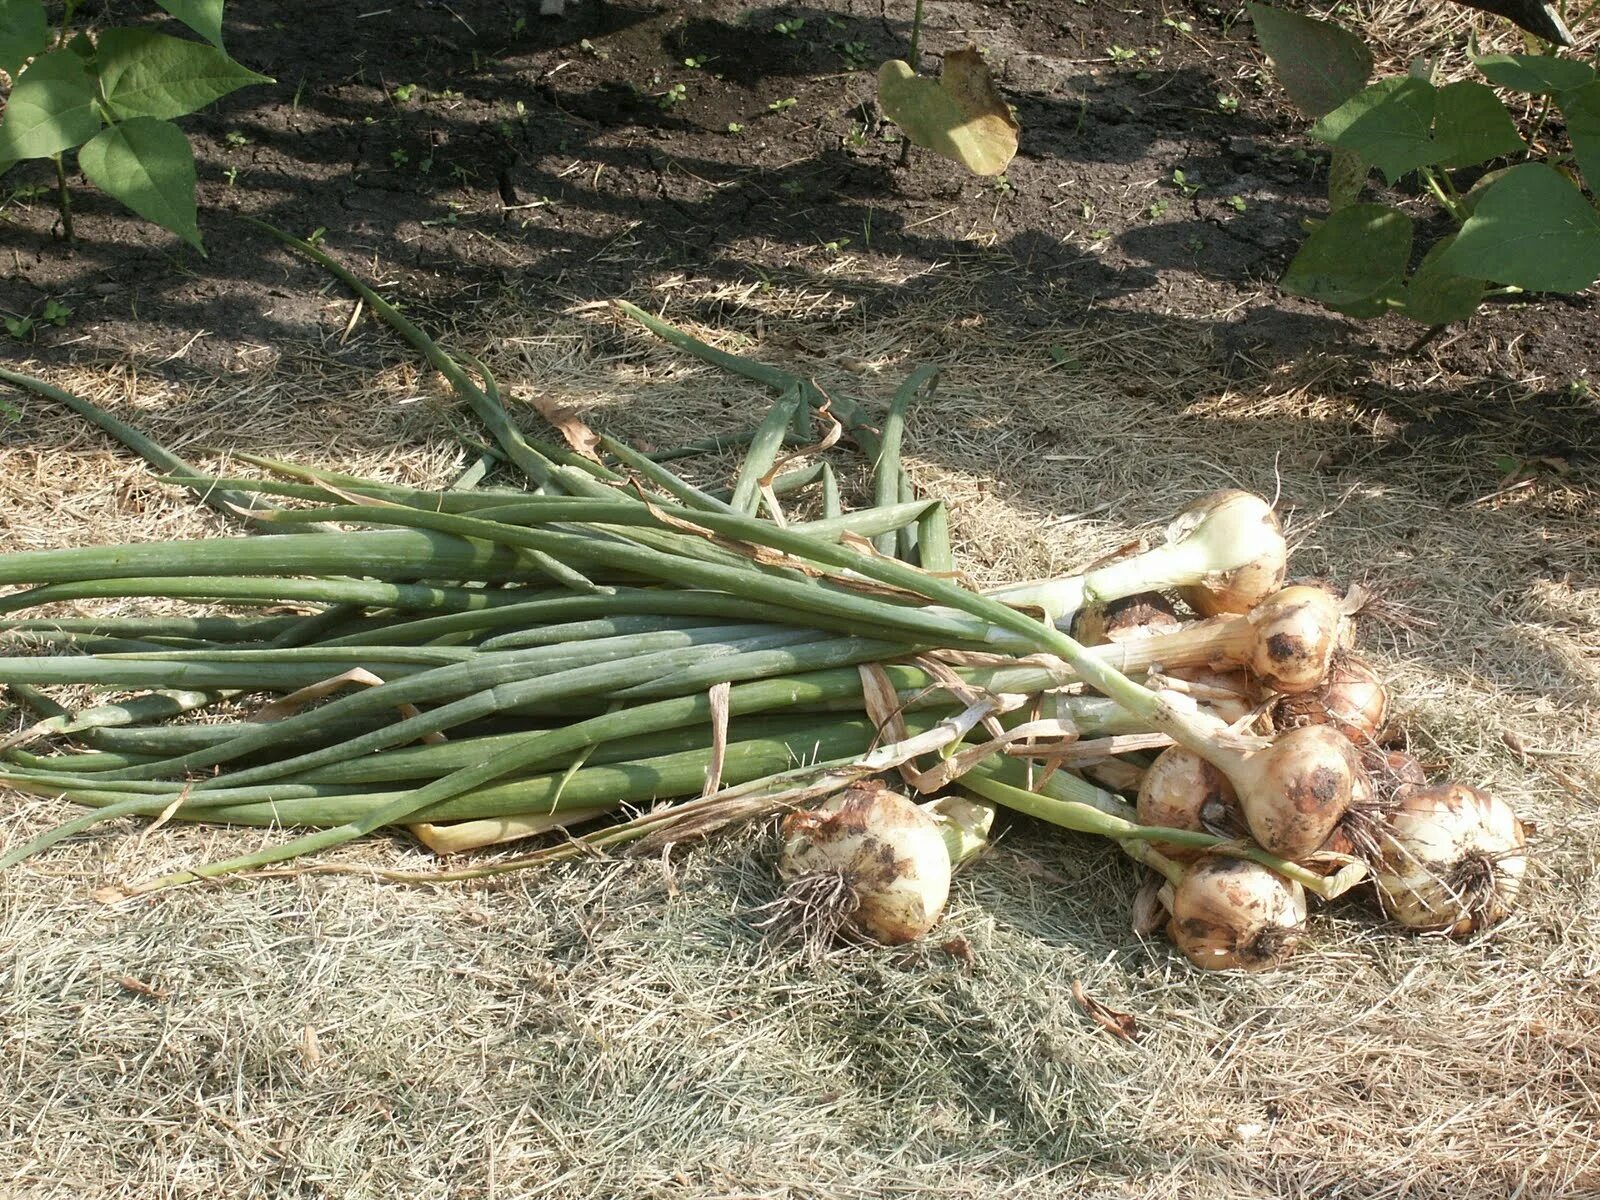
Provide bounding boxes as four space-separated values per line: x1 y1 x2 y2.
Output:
1250 4 1598 324
0 0 269 250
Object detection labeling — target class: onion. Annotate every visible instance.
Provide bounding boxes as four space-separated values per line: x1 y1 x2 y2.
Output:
1172 490 1287 617
1238 585 1352 695
1073 591 1181 646
1136 746 1242 861
1272 653 1389 744
777 783 952 944
1089 586 1348 698
1227 724 1363 861
1164 855 1306 970
1372 783 1527 935
985 489 1284 624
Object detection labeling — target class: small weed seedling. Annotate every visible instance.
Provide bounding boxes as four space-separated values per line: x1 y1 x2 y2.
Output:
773 18 806 37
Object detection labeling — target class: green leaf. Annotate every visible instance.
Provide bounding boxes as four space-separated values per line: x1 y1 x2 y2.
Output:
1434 162 1600 292
96 29 271 121
1247 3 1372 119
77 116 202 250
877 48 1018 177
0 49 102 161
1471 52 1595 94
1327 145 1369 211
155 0 225 49
1312 77 1436 183
1400 237 1485 325
1431 81 1524 168
1281 203 1412 315
1558 81 1600 189
0 0 48 78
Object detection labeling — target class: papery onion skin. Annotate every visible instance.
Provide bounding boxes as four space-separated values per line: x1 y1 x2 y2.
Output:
1372 783 1527 936
778 784 952 945
1272 653 1389 744
1171 491 1287 617
1165 856 1307 971
1137 747 1242 861
1242 586 1351 696
1236 724 1361 861
1167 668 1258 725
1073 592 1181 646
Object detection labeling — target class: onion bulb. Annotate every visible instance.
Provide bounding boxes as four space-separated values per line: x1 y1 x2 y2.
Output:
1172 490 1287 617
1073 591 1181 646
1137 746 1243 861
1230 724 1363 861
1239 585 1352 695
777 784 952 944
1272 653 1389 744
1164 856 1307 971
1372 783 1527 936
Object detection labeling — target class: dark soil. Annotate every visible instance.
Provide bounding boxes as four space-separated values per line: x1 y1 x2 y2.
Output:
0 0 1595 457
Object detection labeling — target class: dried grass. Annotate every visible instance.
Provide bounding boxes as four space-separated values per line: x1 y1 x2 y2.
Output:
2 267 1598 1198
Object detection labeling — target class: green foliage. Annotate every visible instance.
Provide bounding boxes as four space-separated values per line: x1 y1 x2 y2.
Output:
0 1 270 250
1434 163 1600 292
1245 3 1370 118
1253 3 1600 326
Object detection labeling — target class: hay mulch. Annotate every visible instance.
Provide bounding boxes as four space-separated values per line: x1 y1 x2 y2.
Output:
2 270 1598 1199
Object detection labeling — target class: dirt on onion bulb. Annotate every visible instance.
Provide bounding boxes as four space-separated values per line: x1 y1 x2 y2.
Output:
1208 724 1365 862
1137 746 1244 861
1272 653 1389 744
777 783 952 944
1164 855 1307 971
1372 783 1527 936
1073 591 1182 646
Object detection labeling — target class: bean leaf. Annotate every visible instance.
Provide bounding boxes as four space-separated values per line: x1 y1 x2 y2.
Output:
1558 81 1600 191
1247 3 1372 119
1327 146 1368 211
1280 203 1412 316
78 117 203 250
1312 77 1436 184
0 0 48 78
1434 162 1600 293
877 47 1018 177
1399 237 1484 325
1431 81 1523 169
1471 52 1595 95
0 49 102 161
155 0 226 49
97 29 271 121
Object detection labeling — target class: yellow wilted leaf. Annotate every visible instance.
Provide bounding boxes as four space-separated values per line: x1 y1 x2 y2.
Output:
878 47 1019 177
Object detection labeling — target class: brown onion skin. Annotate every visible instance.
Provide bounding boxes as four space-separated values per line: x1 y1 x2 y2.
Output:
1137 747 1243 861
1165 856 1307 971
1272 653 1389 744
1073 592 1181 646
1237 725 1362 861
1174 491 1287 617
1239 586 1351 696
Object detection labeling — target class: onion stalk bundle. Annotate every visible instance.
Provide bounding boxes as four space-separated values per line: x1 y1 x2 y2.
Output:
0 222 1532 971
